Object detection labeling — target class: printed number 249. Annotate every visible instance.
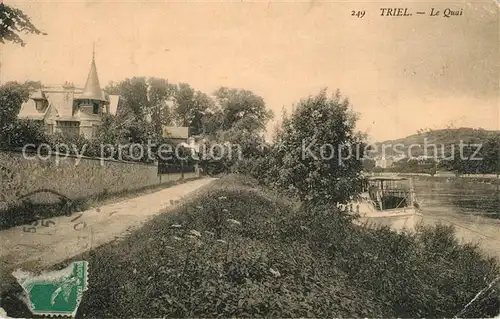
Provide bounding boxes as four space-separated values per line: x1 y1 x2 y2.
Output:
351 10 365 18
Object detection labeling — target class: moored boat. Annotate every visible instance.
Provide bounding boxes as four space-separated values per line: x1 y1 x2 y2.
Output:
348 176 423 231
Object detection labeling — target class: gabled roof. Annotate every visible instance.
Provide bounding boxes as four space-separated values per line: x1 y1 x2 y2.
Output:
18 86 119 121
17 99 48 120
46 90 75 119
31 89 46 100
18 52 117 122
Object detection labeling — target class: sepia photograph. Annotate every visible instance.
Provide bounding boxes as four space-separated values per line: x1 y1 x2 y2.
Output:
0 0 499 317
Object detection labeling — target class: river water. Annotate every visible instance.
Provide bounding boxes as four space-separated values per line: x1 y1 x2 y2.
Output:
410 177 500 259
413 178 500 218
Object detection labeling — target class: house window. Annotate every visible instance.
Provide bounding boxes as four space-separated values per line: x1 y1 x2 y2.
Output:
57 121 80 137
93 103 100 114
35 100 46 112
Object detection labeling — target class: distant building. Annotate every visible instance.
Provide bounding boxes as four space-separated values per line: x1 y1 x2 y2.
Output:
17 52 120 139
375 156 393 169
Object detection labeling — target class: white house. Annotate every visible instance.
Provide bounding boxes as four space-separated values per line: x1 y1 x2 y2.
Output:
17 52 120 139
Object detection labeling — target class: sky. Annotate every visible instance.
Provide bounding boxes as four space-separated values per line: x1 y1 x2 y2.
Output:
1 0 499 142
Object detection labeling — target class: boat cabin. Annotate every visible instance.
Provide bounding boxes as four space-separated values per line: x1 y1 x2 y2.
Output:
365 176 415 211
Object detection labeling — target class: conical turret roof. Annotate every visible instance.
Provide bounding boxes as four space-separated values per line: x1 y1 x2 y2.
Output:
76 54 106 102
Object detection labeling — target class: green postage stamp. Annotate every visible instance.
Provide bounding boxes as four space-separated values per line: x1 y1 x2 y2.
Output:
12 261 89 317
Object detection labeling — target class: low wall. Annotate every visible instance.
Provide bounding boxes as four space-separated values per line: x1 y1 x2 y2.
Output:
0 150 198 210
159 172 197 183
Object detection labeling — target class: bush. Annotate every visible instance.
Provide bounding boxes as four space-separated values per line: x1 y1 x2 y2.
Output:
34 175 386 317
287 205 500 318
3 175 499 317
3 120 49 148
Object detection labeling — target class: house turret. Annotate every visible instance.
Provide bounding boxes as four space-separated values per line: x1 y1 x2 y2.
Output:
17 47 120 139
74 50 108 115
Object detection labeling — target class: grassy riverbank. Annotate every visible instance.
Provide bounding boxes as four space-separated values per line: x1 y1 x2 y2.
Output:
2 175 499 318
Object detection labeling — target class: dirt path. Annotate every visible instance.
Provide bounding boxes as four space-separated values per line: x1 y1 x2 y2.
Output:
0 178 216 275
421 211 500 260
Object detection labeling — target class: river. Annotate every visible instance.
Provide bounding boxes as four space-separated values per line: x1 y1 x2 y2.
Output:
413 178 499 218
411 177 500 260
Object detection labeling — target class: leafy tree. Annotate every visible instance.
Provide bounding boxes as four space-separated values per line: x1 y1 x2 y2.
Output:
0 81 43 146
173 83 214 135
148 77 176 139
94 113 121 145
107 77 149 119
212 87 273 132
201 109 224 137
211 127 267 172
0 82 28 139
269 89 365 208
173 83 195 126
362 158 376 171
482 136 500 174
390 157 437 174
199 88 274 175
0 3 46 46
106 77 156 144
107 77 215 144
441 136 500 174
190 91 214 135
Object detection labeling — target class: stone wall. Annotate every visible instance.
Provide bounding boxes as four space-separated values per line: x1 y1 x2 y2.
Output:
0 150 197 210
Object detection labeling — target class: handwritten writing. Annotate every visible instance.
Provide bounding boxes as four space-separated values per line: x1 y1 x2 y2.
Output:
22 219 56 233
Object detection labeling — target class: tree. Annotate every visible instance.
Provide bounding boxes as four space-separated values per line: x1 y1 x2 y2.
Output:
482 136 500 174
362 158 376 171
148 77 176 138
106 77 157 144
107 77 214 144
0 3 46 46
212 87 273 132
173 83 214 135
173 83 195 127
441 136 500 175
107 77 149 119
92 113 122 145
269 89 365 208
201 109 224 137
198 87 273 175
0 82 28 136
190 91 214 135
0 81 42 146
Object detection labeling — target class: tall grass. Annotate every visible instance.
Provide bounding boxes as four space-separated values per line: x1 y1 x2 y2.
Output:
2 175 499 317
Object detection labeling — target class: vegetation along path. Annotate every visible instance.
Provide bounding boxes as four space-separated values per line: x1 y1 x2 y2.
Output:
0 177 216 276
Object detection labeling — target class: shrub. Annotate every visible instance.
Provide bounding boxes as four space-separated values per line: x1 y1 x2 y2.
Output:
3 120 49 148
289 205 500 318
2 175 498 318
35 175 386 317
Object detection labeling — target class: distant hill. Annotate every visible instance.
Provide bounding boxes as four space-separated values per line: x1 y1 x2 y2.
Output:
371 128 500 157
